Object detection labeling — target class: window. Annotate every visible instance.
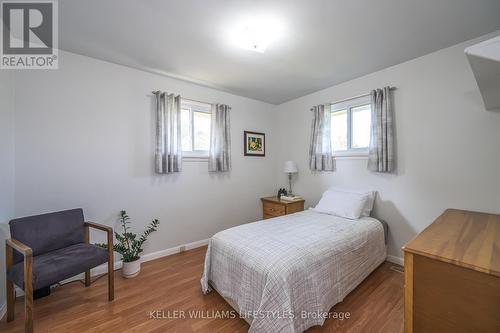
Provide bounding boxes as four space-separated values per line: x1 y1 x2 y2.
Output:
181 99 211 158
331 95 371 156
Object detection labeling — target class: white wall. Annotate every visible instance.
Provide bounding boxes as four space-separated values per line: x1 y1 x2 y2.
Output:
11 51 277 254
275 32 500 260
0 72 15 223
0 71 15 313
3 31 500 312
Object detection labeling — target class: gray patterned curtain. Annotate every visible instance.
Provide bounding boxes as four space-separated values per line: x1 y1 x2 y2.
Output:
368 87 394 172
208 104 231 172
309 103 335 171
154 91 182 174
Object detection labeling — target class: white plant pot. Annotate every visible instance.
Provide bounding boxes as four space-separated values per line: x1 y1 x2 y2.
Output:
122 258 141 278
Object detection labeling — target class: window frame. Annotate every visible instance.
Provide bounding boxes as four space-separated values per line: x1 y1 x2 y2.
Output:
331 95 371 157
180 99 212 159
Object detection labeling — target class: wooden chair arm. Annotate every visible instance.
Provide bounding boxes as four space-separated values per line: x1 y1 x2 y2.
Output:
84 222 114 255
6 237 34 330
85 221 113 234
84 220 115 301
6 238 33 257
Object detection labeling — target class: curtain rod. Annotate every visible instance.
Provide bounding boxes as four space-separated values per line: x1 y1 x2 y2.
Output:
151 91 211 105
327 86 396 107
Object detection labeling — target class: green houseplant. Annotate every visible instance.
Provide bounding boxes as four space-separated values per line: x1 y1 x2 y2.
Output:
98 210 159 278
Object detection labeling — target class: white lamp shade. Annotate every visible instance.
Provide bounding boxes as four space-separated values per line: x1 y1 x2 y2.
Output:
284 160 298 173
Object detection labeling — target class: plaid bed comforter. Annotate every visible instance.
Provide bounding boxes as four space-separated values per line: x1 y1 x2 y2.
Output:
201 210 386 333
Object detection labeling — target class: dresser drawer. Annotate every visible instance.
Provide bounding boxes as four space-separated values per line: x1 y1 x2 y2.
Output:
261 196 305 220
263 202 286 217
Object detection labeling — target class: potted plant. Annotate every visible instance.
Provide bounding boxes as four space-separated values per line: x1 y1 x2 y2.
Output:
97 210 159 278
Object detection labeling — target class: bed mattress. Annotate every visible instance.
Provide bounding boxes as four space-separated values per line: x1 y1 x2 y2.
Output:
200 210 386 333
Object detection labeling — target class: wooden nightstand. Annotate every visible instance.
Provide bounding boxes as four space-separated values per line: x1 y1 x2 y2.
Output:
261 196 305 219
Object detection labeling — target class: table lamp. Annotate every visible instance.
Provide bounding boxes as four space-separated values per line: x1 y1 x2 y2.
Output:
284 161 298 196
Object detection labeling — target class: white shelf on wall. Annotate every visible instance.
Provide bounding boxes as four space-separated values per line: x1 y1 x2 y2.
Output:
465 35 500 111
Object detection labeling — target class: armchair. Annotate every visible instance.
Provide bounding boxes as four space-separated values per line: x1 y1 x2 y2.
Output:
5 208 114 333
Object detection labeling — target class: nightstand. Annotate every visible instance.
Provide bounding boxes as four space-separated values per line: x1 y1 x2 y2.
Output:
260 197 305 219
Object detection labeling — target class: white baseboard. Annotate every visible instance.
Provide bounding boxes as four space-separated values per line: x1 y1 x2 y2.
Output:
141 238 209 263
386 255 404 266
74 238 209 278
0 238 209 321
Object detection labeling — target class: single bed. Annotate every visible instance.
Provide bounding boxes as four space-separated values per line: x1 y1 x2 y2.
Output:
200 209 387 333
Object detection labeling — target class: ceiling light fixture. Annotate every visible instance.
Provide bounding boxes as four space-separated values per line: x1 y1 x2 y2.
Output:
228 15 284 53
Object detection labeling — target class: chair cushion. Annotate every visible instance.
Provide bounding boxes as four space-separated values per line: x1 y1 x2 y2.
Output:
7 243 109 290
9 209 85 264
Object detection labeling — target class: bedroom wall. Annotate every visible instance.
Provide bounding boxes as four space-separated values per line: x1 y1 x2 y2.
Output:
274 31 500 262
10 51 277 257
3 30 499 311
0 71 15 314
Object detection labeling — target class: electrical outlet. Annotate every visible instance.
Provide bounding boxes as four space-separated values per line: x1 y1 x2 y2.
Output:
179 245 186 253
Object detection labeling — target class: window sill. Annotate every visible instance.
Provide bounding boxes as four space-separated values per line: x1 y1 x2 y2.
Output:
183 156 208 162
334 156 368 160
333 151 368 160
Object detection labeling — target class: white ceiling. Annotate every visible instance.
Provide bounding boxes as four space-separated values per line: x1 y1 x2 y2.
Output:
60 0 500 104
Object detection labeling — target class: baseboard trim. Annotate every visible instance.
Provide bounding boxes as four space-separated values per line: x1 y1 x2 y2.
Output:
140 238 210 263
0 238 209 321
386 255 404 266
81 238 209 277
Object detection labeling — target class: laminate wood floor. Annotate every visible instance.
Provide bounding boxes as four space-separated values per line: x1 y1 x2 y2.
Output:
0 246 403 333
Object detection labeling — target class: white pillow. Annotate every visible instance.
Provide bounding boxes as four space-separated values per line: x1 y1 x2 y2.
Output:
329 187 376 217
314 190 369 219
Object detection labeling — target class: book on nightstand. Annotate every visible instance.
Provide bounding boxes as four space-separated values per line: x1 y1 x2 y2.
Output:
280 195 303 202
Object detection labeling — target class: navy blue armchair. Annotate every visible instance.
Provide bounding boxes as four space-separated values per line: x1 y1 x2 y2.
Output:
5 208 114 333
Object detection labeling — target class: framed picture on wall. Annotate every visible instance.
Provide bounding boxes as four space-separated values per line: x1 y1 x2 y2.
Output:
244 131 265 156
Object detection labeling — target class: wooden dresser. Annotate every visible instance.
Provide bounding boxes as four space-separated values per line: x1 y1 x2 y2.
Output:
261 197 305 219
403 209 500 333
